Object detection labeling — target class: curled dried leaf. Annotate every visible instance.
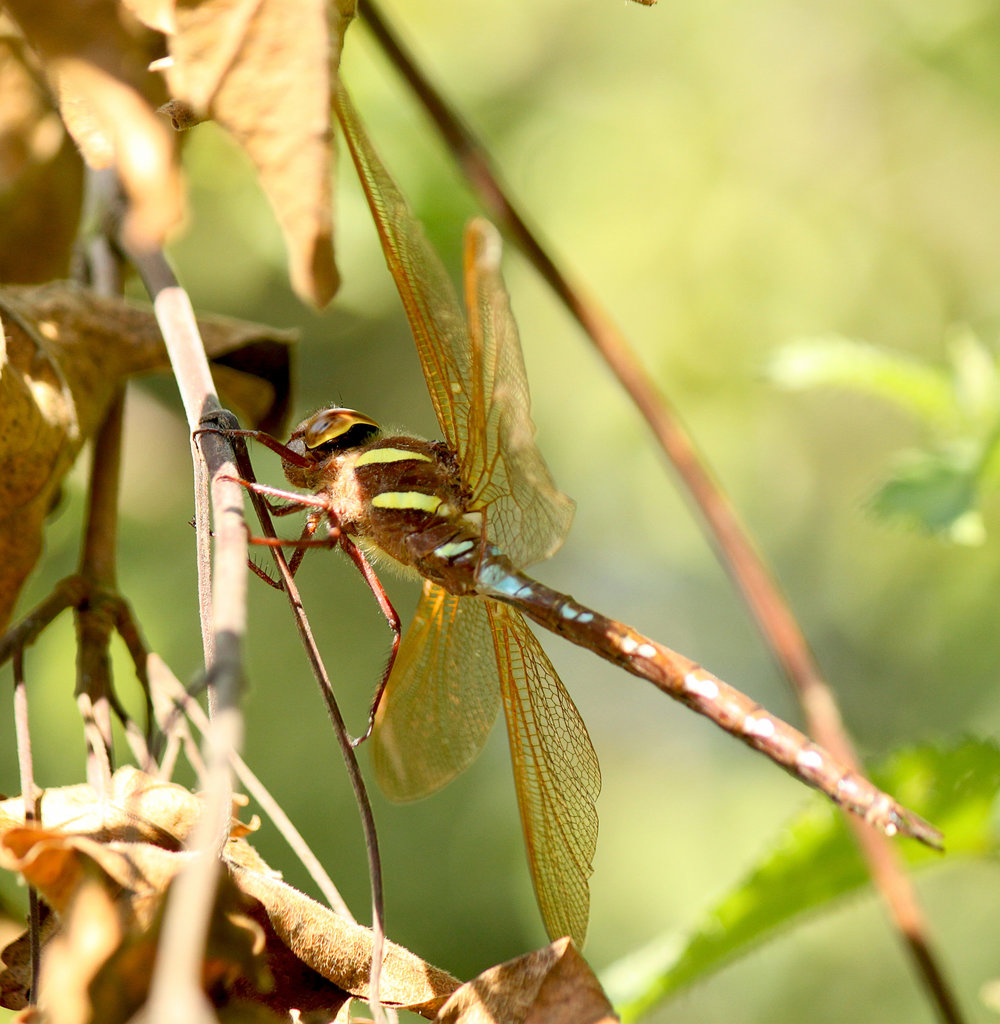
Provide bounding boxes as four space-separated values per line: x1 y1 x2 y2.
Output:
435 938 618 1024
0 826 293 1020
35 876 124 1024
0 767 254 850
0 16 83 282
164 0 352 305
0 905 57 1011
0 283 293 629
0 829 190 923
0 773 457 1020
231 864 459 1016
2 0 181 250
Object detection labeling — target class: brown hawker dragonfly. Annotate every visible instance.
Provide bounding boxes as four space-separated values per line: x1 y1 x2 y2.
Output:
228 87 941 948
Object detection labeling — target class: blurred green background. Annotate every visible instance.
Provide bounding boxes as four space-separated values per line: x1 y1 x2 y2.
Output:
3 0 1000 1020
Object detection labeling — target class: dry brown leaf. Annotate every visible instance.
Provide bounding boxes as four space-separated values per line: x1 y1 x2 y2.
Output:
0 829 189 923
0 283 293 630
0 16 83 282
0 767 259 851
232 863 460 1016
0 906 58 1011
2 0 181 250
435 938 618 1024
164 0 353 305
0 774 455 1020
120 0 176 35
0 823 292 1021
36 874 125 1024
86 869 279 1023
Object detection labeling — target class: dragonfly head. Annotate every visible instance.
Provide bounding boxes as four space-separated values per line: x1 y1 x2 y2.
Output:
283 407 381 488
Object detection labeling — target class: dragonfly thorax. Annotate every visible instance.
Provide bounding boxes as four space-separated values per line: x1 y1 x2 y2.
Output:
285 407 484 594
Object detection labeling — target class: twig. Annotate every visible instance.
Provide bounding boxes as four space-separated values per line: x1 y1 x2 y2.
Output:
225 437 387 1020
74 180 148 788
0 577 88 665
123 244 248 1024
153 660 354 920
74 389 125 791
12 649 40 1005
354 6 963 1021
148 654 205 781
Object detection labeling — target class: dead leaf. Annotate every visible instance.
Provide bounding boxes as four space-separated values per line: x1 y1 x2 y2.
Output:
0 283 294 630
0 906 58 1011
0 774 456 1020
0 767 255 850
0 829 189 923
0 824 292 1021
2 0 181 250
435 938 618 1024
121 0 175 36
0 16 84 282
36 874 125 1024
163 0 354 305
232 863 459 1016
85 868 280 1023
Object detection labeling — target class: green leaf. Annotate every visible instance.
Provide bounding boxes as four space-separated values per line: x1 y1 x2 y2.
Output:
769 336 956 426
945 326 1000 431
868 446 984 543
605 740 1000 1021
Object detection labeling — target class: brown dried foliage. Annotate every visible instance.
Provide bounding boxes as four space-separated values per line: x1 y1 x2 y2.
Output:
0 0 352 303
0 770 617 1022
0 282 293 631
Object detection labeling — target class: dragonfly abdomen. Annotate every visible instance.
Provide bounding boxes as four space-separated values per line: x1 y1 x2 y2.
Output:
477 558 942 849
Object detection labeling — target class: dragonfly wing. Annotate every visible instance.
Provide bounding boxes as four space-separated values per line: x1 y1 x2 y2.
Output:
335 85 572 567
462 220 574 568
372 581 502 801
335 83 472 456
489 601 601 948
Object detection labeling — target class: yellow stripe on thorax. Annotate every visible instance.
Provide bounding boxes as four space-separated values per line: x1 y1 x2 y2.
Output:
354 447 432 466
371 491 443 513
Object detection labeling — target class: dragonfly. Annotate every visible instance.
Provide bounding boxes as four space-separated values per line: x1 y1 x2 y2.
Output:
226 86 941 948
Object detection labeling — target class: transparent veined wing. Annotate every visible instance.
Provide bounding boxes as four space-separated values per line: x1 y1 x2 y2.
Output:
335 83 471 457
489 601 601 948
372 580 502 801
461 219 574 568
335 83 573 569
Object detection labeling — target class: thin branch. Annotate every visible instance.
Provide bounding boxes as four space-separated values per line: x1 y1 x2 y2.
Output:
122 243 247 1024
152 661 354 920
74 389 125 791
12 649 39 1006
74 178 139 789
0 577 88 666
148 654 205 781
226 437 387 1020
354 6 962 1021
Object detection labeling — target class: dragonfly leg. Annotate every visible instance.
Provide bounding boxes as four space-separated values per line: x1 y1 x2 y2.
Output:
243 513 325 588
194 423 314 469
220 475 338 518
337 535 402 747
198 427 345 584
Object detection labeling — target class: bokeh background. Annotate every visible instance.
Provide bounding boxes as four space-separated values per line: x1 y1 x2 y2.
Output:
3 0 1000 1020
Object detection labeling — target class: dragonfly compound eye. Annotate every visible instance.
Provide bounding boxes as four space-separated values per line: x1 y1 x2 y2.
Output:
301 407 380 454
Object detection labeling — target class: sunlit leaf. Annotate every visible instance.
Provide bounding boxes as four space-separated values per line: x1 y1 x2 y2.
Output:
0 16 83 282
164 0 353 305
769 335 955 426
868 446 983 543
945 326 1000 430
605 740 1000 1022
